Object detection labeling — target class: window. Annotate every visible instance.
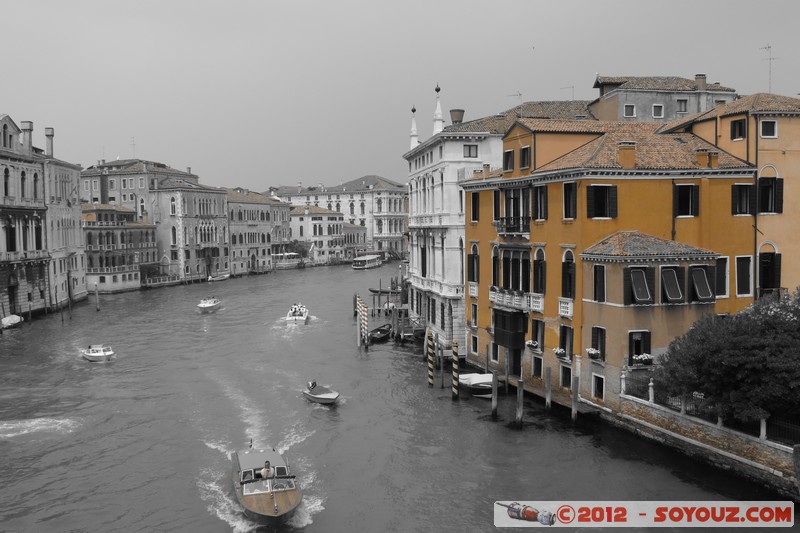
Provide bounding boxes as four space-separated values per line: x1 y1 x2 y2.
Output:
586 185 617 218
470 192 479 221
661 267 684 303
533 249 546 294
471 303 477 327
624 104 635 117
758 178 783 214
593 264 605 302
731 119 746 140
689 266 714 302
736 256 752 296
520 146 531 169
170 197 177 215
491 343 499 363
558 324 573 359
625 267 654 305
715 257 729 298
531 319 544 353
493 190 500 221
590 326 606 362
561 250 575 299
463 144 478 158
563 182 576 219
760 120 777 138
109 179 115 189
628 330 652 366
677 99 688 113
471 335 478 354
532 185 547 220
533 355 543 378
467 244 479 283
673 184 698 217
560 365 572 388
503 150 514 171
652 104 664 118
759 252 782 295
592 375 605 401
731 184 755 215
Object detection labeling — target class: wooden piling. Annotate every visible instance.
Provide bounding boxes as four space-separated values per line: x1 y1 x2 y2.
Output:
451 341 459 400
516 378 524 427
491 371 498 420
545 367 552 409
504 348 509 395
95 283 100 312
571 376 579 422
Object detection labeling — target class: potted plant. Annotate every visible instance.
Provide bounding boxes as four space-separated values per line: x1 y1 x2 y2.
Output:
632 353 653 365
586 347 602 360
526 340 539 350
552 347 566 358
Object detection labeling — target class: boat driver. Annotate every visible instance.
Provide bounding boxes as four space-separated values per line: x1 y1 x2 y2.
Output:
260 460 271 479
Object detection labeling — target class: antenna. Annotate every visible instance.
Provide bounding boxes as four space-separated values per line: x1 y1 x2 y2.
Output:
507 91 523 103
761 44 779 93
560 85 575 100
131 137 136 158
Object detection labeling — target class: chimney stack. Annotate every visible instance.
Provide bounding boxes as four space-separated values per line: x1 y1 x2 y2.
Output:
450 109 465 125
45 127 54 157
186 167 191 174
483 163 490 178
695 73 707 91
695 148 710 167
708 150 719 169
618 141 637 169
21 121 33 154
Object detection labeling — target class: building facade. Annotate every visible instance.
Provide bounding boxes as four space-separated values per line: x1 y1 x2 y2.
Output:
289 205 344 265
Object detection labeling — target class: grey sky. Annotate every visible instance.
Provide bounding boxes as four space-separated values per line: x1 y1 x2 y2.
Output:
5 0 799 192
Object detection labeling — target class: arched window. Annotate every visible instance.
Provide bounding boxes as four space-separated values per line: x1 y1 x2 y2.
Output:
20 171 26 198
33 173 38 199
562 250 575 299
467 243 479 283
170 197 176 215
171 226 177 245
533 249 546 294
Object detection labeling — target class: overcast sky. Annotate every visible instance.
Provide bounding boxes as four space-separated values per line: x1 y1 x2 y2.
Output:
5 0 799 192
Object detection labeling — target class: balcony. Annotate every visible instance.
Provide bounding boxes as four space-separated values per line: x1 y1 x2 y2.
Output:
87 265 139 274
409 274 463 297
489 286 527 312
558 297 573 319
529 293 544 313
0 250 49 261
494 216 530 236
468 282 478 298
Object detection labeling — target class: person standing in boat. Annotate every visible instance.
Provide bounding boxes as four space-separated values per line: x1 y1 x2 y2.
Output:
260 460 271 479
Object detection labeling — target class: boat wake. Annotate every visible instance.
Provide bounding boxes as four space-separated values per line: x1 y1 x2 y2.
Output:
0 417 81 439
276 422 315 454
217 381 270 446
288 493 325 528
196 467 255 533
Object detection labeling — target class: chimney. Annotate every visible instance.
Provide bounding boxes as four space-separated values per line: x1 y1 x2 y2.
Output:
708 150 719 169
186 167 191 174
450 109 465 125
483 163 490 178
618 141 637 169
21 121 33 154
695 73 707 91
45 127 54 157
695 148 710 167
298 181 302 193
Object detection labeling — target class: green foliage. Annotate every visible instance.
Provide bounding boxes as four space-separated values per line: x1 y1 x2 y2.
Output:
655 290 800 422
283 240 311 258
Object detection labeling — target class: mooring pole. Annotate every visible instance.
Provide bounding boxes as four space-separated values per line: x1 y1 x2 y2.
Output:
57 286 63 323
426 329 435 387
571 376 579 422
516 378 524 427
451 341 459 401
491 371 499 420
95 283 100 312
545 367 552 409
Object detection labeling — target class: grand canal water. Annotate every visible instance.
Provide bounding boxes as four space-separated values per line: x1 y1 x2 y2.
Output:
0 263 790 532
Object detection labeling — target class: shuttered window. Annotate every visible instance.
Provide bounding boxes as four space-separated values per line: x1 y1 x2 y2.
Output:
661 267 683 303
689 266 715 302
631 269 651 303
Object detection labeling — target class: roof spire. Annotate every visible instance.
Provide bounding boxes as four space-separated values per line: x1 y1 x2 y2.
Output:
409 105 419 149
432 84 444 135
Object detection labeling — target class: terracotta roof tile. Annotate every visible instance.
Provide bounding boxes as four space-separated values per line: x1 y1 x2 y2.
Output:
443 101 596 134
594 75 735 93
581 230 717 260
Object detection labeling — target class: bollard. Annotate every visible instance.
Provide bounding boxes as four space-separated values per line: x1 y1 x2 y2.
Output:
571 376 579 422
516 378 524 427
545 367 552 409
491 371 498 420
451 341 459 400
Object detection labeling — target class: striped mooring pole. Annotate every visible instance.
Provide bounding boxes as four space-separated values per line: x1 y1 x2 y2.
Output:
451 341 459 400
356 295 369 348
426 328 435 387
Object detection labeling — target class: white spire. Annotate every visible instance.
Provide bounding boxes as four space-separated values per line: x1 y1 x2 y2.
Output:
409 105 419 149
432 84 443 135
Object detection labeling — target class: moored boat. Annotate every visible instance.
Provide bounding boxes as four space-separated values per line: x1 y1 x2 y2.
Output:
231 445 302 525
208 272 230 282
286 303 309 323
197 296 221 313
459 373 494 398
81 344 115 363
1 314 24 329
368 323 392 343
302 380 340 405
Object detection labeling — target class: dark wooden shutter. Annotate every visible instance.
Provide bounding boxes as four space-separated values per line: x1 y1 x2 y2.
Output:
748 185 757 215
623 267 632 305
628 331 635 358
594 264 605 302
776 178 784 213
643 331 651 355
467 254 475 282
591 327 599 349
691 185 700 216
672 184 679 218
586 186 595 218
542 188 548 220
705 265 716 296
475 254 480 283
646 267 656 303
609 186 618 218
676 266 686 303
522 257 531 292
731 185 739 215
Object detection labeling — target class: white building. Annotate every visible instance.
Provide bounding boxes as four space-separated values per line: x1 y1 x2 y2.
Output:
289 205 345 265
403 86 594 354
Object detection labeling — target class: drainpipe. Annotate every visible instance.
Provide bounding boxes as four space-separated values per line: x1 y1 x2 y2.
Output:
753 114 759 302
671 179 676 240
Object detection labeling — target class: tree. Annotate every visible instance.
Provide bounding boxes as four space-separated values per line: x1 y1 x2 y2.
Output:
655 290 800 421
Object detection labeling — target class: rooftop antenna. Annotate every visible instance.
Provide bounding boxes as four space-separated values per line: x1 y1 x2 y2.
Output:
560 85 575 101
761 44 778 93
507 91 523 103
131 137 136 158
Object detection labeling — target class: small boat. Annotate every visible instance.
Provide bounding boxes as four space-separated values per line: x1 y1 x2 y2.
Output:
208 272 230 282
81 344 115 363
1 314 24 329
286 303 309 323
302 380 340 405
459 373 494 398
197 296 221 313
368 323 392 343
273 252 303 270
368 287 401 295
231 444 302 526
352 254 382 270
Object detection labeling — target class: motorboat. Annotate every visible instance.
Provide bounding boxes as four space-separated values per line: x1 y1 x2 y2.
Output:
273 252 303 270
302 380 340 405
197 296 221 313
231 444 302 526
1 314 23 329
352 254 382 270
81 344 115 363
368 323 392 344
208 272 230 282
459 373 494 398
286 303 308 323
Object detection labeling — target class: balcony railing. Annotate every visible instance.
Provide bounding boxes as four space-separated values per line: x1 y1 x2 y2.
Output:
558 297 573 318
87 265 139 274
529 293 544 313
0 250 49 261
468 282 478 298
494 216 530 236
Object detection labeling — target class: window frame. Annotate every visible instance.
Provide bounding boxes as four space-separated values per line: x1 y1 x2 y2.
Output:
590 326 606 362
677 99 688 113
463 144 478 158
715 257 729 299
532 185 548 221
689 265 715 303
673 183 699 217
592 264 606 302
660 266 684 304
652 104 664 119
503 150 514 172
735 255 753 297
519 146 531 169
623 104 636 118
592 374 605 401
586 184 617 219
731 118 747 141
760 120 778 139
562 182 577 220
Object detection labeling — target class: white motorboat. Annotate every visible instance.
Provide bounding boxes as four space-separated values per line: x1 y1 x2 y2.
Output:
286 303 308 323
197 296 221 313
81 344 115 363
302 381 340 405
1 314 23 329
459 373 494 398
208 272 230 282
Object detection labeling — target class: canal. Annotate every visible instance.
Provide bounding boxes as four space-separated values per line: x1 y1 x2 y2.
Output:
0 263 789 532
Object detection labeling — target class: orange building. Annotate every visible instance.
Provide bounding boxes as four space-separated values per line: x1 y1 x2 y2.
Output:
461 118 759 409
